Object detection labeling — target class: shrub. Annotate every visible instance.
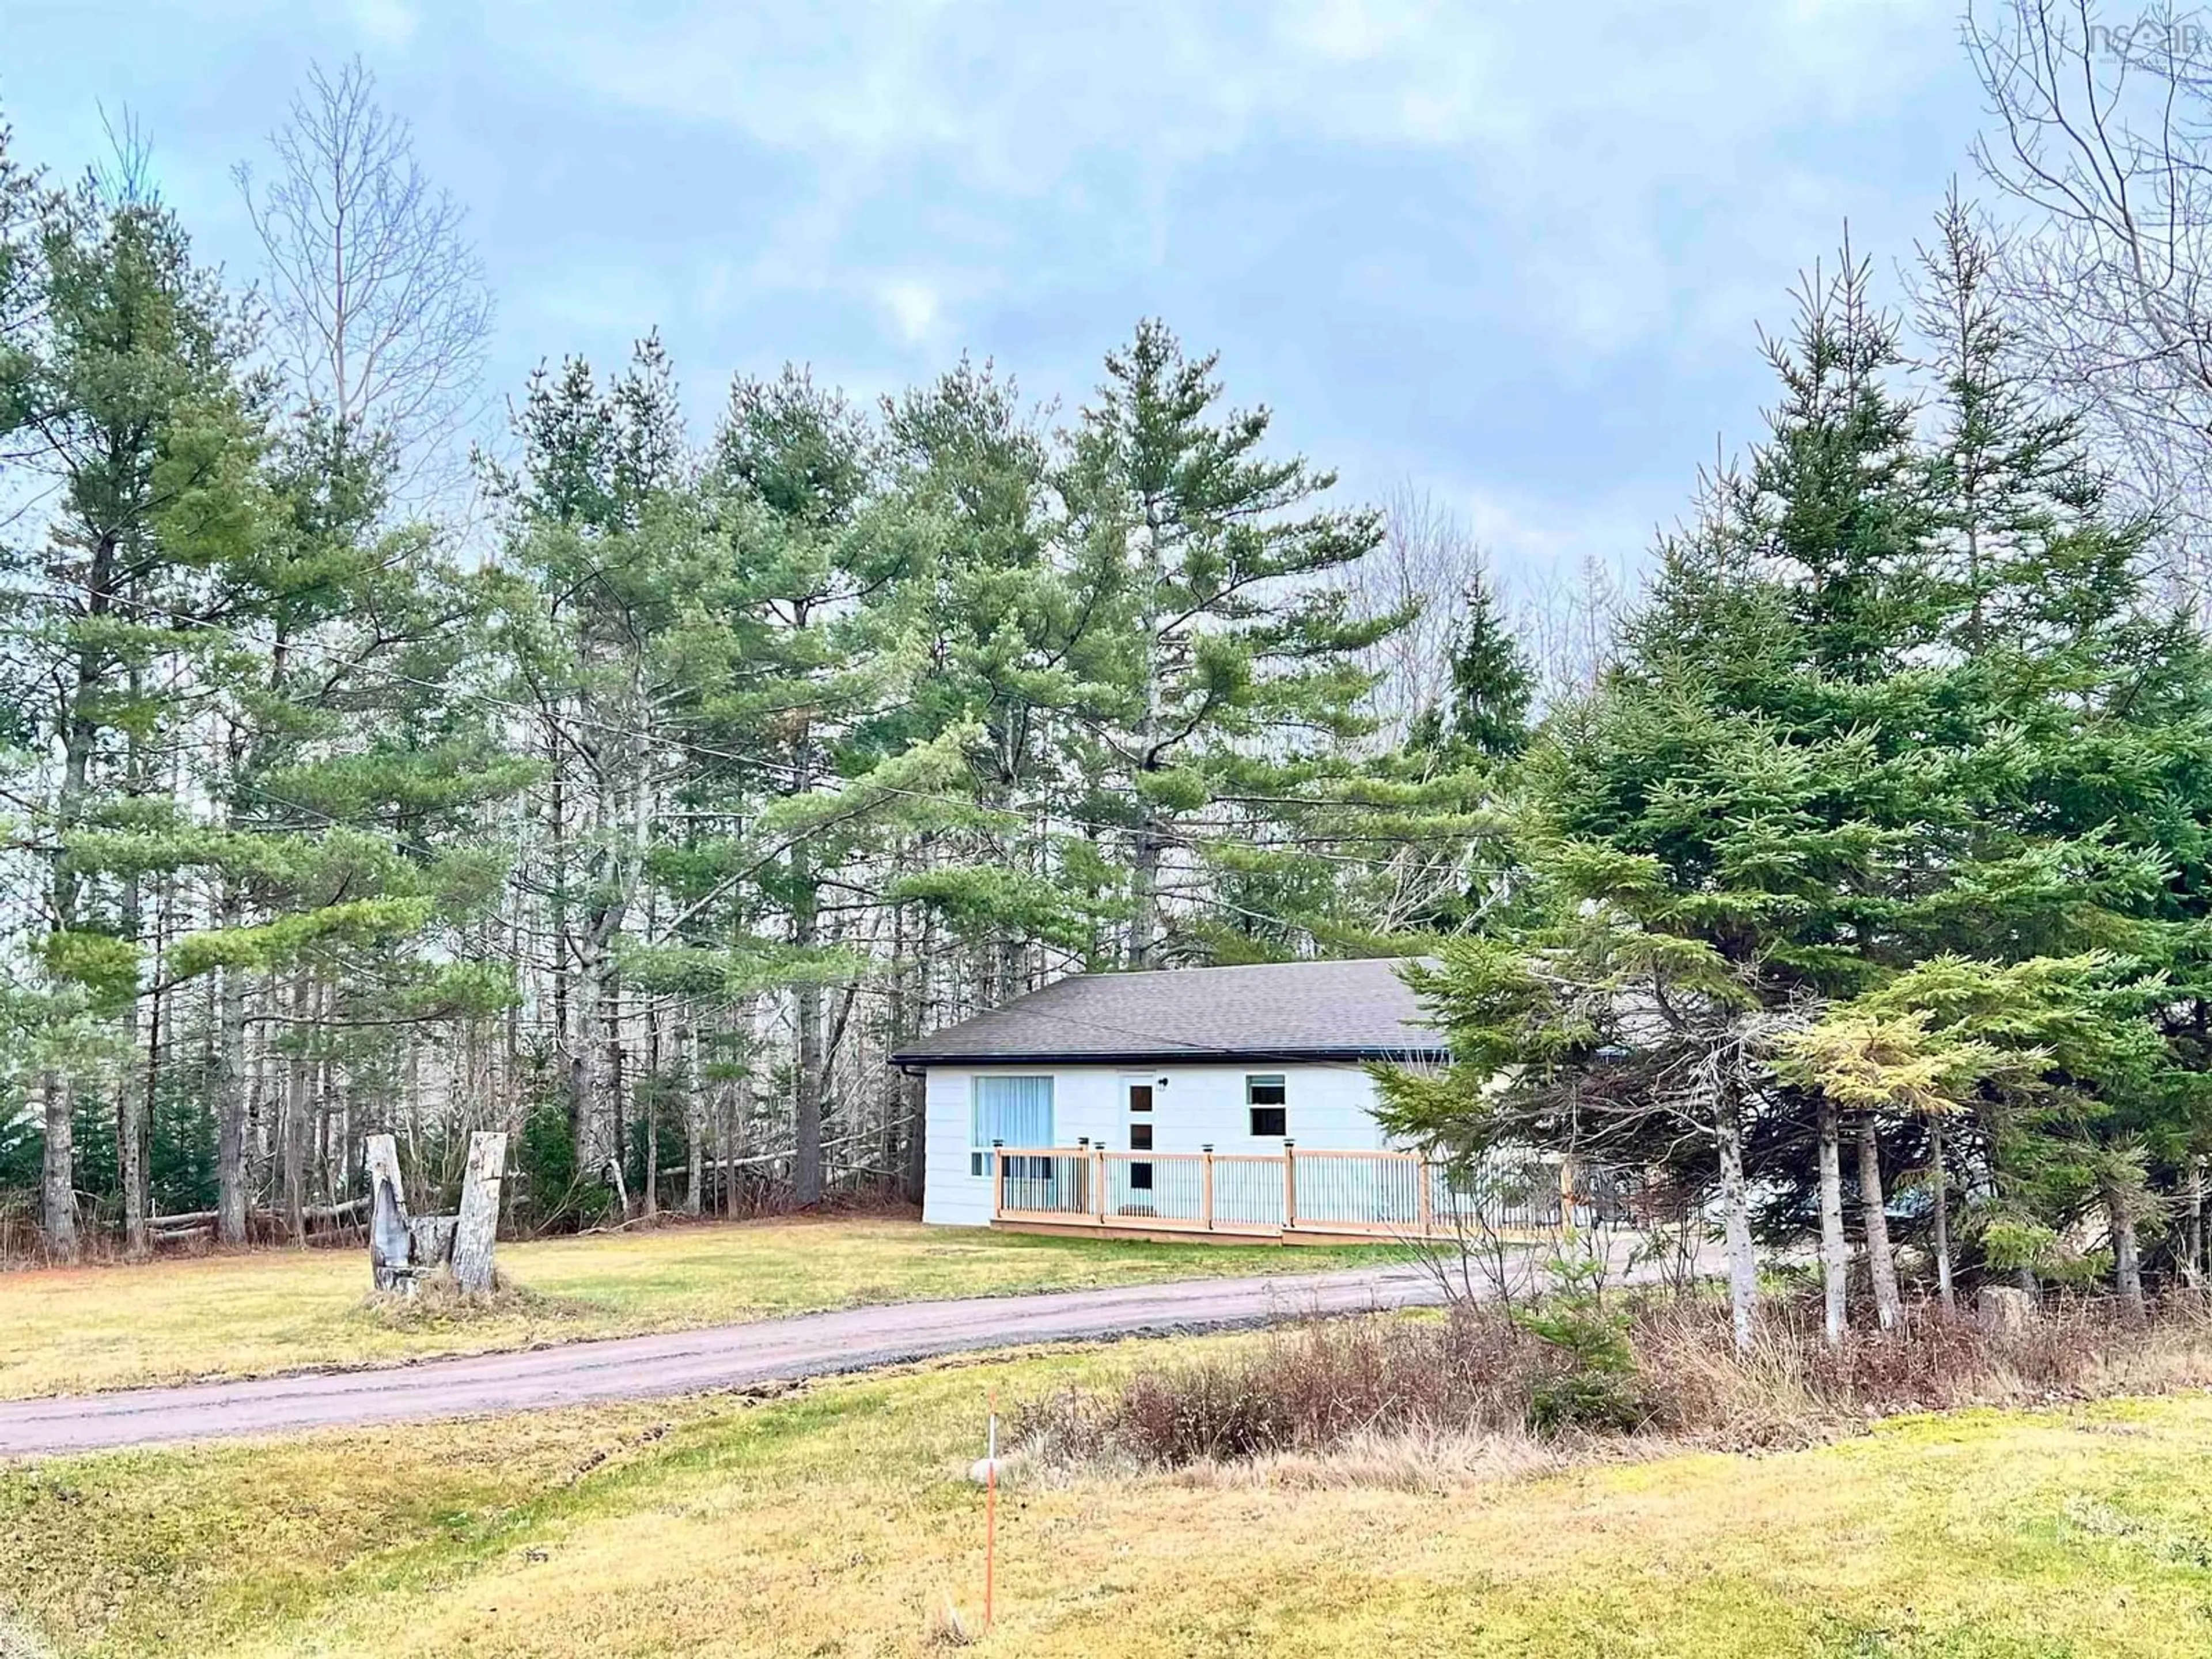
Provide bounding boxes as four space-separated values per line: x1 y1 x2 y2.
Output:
1513 1240 1645 1435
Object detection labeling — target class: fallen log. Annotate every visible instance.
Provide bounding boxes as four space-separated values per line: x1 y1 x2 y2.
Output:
150 1196 367 1232
149 1208 219 1230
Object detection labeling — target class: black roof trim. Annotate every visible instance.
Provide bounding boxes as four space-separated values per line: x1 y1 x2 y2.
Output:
888 1045 1449 1068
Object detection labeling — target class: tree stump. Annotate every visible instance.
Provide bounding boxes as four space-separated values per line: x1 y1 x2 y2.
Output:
408 1214 458 1270
1978 1283 2033 1338
450 1131 507 1294
365 1134 414 1293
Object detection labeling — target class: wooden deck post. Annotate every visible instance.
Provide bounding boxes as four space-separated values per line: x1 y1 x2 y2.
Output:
1282 1139 1297 1232
1416 1152 1433 1239
1093 1143 1108 1224
992 1139 1004 1219
1202 1144 1215 1231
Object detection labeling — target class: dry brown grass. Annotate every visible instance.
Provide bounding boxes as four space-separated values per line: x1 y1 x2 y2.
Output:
351 1272 583 1330
1635 1293 2212 1445
1014 1289 2212 1479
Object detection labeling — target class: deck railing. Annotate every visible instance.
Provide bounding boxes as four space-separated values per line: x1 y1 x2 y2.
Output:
987 1142 1624 1241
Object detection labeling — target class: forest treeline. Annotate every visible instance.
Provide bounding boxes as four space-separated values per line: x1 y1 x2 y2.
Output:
12 6 2212 1348
0 75 1522 1257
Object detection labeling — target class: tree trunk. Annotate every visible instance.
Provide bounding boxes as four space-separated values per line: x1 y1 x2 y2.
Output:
570 924 604 1184
1126 815 1160 970
1127 515 1165 971
365 1134 412 1293
903 1072 927 1205
118 864 149 1259
642 999 660 1223
283 978 311 1246
906 900 934 1205
214 929 249 1245
1715 1086 1757 1355
1930 1113 1956 1314
1817 1098 1847 1346
2107 1177 2146 1321
450 1132 507 1294
41 1070 77 1263
682 1022 702 1217
1857 1116 1902 1332
792 851 824 1209
120 1021 149 1260
2185 1158 2206 1292
607 981 627 1214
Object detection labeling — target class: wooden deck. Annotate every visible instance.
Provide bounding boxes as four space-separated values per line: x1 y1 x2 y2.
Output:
986 1143 1589 1244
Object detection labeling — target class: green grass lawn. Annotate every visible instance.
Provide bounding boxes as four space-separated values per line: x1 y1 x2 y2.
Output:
3 1331 2211 1657
0 1215 1402 1399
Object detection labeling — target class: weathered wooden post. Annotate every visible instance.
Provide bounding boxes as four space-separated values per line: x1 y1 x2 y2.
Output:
1282 1139 1297 1232
1201 1144 1215 1231
450 1131 507 1294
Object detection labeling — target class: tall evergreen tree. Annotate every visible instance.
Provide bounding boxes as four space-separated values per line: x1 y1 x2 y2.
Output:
1409 563 1535 761
1059 320 1407 968
1382 252 1946 1349
0 154 263 1257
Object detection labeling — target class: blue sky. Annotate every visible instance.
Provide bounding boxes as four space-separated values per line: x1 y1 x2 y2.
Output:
5 0 1984 586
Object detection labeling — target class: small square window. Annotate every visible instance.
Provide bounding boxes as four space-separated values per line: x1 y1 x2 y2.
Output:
1249 1106 1286 1137
1129 1161 1154 1191
1128 1123 1154 1151
1128 1085 1154 1112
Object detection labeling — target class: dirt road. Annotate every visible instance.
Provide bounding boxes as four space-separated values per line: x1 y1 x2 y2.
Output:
0 1265 1450 1459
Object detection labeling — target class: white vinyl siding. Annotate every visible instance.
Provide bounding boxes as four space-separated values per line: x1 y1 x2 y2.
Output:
921 1062 1396 1227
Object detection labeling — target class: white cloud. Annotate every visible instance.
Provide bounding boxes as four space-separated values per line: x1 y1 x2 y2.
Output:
346 0 418 49
488 0 1965 367
877 278 942 347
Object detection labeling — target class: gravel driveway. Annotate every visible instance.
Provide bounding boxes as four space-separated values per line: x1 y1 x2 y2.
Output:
0 1265 1451 1459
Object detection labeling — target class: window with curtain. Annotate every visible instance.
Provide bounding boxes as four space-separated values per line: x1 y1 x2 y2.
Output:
971 1074 1055 1176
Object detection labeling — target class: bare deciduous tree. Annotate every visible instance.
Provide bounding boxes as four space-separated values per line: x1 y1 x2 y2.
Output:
1343 484 1628 748
1966 0 2212 601
235 56 493 503
1347 484 1485 745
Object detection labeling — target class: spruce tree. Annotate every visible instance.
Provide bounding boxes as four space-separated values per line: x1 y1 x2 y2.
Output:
1382 253 1942 1349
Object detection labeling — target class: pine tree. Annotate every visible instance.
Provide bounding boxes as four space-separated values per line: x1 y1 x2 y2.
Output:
0 157 263 1257
1058 320 1406 968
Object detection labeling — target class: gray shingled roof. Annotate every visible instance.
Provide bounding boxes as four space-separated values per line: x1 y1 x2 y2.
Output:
888 957 1446 1066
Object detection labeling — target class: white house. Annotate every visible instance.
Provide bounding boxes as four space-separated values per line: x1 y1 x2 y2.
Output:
891 959 1457 1241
